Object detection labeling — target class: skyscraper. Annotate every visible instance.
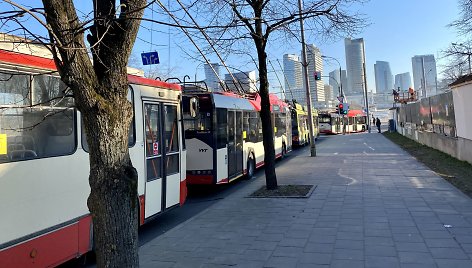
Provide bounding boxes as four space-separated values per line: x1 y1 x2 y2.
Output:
204 63 221 91
344 38 367 95
411 55 437 98
374 61 393 93
224 71 257 93
324 84 334 101
305 44 325 105
283 54 304 102
394 72 412 92
328 69 347 97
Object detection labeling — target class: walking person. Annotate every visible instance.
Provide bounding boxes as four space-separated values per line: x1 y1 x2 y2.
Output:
376 117 381 133
372 115 376 125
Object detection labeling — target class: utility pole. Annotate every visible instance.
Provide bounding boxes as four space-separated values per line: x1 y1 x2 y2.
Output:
298 0 316 157
362 44 371 133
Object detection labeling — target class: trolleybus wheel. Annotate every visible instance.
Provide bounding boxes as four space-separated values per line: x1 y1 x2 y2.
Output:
246 155 256 179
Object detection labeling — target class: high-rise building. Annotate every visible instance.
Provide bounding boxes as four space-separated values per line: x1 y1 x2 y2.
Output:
324 84 334 101
305 44 325 105
344 38 367 95
283 54 304 103
283 54 303 91
224 71 257 93
394 72 412 92
374 61 393 93
328 69 347 97
204 63 221 91
411 55 437 98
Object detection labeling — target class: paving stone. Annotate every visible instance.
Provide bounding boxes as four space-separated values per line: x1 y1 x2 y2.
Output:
264 256 298 268
398 252 435 265
365 245 397 256
272 246 304 258
396 242 429 252
334 239 364 250
304 242 334 253
298 252 332 264
332 248 364 260
429 247 469 259
424 238 461 248
330 259 364 268
365 256 400 268
435 259 472 268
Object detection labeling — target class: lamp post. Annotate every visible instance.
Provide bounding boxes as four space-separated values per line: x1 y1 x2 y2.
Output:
321 55 343 98
321 55 346 134
195 61 205 83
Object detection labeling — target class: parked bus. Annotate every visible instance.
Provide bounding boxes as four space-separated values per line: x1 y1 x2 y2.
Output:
183 86 291 185
291 102 319 146
0 47 187 267
319 112 343 134
345 109 367 133
319 110 367 135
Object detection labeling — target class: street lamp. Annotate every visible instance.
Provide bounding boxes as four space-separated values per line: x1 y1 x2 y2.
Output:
321 55 343 98
195 61 205 83
321 55 347 134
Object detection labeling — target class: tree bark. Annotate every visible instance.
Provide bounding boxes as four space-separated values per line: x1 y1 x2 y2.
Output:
41 0 145 267
252 1 278 190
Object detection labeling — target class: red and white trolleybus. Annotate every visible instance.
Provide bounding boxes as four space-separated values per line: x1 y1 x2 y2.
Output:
183 86 291 185
0 44 187 267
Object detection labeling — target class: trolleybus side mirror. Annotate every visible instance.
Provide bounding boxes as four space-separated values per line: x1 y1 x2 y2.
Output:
189 97 199 118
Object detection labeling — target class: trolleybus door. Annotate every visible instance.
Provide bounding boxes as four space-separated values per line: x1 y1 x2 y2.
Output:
227 110 244 179
143 102 180 217
235 111 243 174
227 110 237 178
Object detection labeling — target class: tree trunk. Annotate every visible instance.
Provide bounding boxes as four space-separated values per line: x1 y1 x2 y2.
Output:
256 45 278 190
84 95 138 268
41 1 145 267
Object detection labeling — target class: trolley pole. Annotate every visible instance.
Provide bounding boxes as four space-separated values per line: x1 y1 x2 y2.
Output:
298 0 316 157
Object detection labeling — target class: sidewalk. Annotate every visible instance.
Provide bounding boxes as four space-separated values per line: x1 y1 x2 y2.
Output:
140 132 472 268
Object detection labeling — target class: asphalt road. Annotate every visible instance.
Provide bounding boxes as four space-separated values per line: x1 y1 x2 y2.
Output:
59 136 328 267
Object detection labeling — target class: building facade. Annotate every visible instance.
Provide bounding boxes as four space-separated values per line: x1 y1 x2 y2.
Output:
394 72 412 92
328 69 347 97
224 71 257 93
283 54 304 103
411 55 437 98
305 44 325 106
344 38 367 95
204 63 221 91
374 61 393 93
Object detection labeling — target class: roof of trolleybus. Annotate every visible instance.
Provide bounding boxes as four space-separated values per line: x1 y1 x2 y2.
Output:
0 49 181 90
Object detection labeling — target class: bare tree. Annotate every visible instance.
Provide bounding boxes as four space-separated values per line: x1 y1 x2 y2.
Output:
1 0 147 267
449 0 472 36
184 0 367 189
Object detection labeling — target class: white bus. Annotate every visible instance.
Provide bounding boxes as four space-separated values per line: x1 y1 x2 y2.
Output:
183 88 291 185
0 49 187 267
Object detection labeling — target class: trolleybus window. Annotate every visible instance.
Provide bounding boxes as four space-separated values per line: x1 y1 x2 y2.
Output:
145 104 162 181
0 73 76 162
216 108 227 149
164 105 179 175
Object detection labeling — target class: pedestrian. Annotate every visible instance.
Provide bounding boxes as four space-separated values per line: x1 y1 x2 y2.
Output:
372 115 375 125
376 117 381 133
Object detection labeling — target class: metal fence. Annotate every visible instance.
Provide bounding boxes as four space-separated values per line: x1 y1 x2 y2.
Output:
397 91 456 137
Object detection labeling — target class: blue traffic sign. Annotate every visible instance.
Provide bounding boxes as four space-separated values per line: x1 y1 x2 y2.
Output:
141 52 160 65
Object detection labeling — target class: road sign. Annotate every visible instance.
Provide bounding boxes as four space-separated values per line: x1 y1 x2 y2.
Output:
141 52 160 65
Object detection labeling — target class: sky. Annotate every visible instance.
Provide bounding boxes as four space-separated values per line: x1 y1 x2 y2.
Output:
131 0 462 94
0 0 463 94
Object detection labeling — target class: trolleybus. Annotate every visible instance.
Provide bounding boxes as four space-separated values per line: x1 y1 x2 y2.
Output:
183 87 291 185
0 46 187 267
291 102 319 146
319 110 367 135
